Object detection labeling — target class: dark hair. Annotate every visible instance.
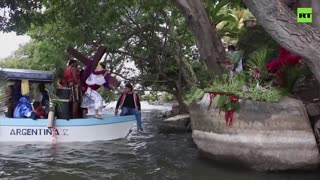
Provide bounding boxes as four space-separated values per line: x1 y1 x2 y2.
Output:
125 83 133 90
99 62 106 69
38 83 45 91
33 101 41 109
228 45 236 51
68 60 78 66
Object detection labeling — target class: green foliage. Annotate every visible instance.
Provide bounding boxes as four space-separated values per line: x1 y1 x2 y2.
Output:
0 0 250 110
206 0 247 39
226 50 243 64
184 87 205 105
141 92 159 102
237 26 279 59
246 47 273 79
212 95 240 112
204 71 286 103
0 40 67 71
161 92 175 102
98 89 118 104
282 65 310 91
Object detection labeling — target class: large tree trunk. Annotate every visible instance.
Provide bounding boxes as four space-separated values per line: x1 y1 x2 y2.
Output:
243 0 320 85
174 82 189 114
175 0 225 74
312 0 320 28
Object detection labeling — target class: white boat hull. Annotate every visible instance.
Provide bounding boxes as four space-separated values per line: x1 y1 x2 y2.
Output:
0 114 136 142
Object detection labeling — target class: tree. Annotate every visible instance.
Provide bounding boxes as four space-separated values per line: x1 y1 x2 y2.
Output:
242 0 320 85
0 40 67 70
175 0 226 74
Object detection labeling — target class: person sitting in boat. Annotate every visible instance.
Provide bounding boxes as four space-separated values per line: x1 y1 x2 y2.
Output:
5 84 14 118
12 81 22 111
30 101 46 119
80 70 104 119
13 96 32 118
38 83 50 114
64 59 82 118
115 83 143 131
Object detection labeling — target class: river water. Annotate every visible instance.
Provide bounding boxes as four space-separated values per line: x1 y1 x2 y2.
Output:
0 102 320 180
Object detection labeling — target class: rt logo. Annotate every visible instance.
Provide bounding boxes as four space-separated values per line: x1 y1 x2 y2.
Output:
297 8 312 23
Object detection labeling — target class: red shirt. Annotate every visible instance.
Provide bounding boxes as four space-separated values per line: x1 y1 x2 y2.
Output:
64 66 80 84
33 108 46 118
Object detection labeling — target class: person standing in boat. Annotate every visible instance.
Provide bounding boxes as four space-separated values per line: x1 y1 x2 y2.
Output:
115 83 142 131
56 68 68 89
80 69 104 119
85 62 120 91
64 60 81 118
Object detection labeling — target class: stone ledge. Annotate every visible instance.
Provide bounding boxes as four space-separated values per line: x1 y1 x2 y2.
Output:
158 114 191 133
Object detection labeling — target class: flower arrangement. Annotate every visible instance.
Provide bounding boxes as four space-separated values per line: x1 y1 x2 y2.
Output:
185 46 308 127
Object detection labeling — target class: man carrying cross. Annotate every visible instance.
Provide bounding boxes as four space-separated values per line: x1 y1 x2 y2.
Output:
67 47 120 119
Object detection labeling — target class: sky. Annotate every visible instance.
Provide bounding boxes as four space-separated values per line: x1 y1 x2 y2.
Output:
0 32 31 59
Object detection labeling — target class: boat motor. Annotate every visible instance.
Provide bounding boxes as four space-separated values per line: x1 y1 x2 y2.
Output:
47 102 55 128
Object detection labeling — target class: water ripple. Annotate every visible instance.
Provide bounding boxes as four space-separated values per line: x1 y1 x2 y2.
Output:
0 110 319 179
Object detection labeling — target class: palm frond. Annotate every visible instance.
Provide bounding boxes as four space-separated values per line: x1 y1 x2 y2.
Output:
226 50 243 64
247 47 272 70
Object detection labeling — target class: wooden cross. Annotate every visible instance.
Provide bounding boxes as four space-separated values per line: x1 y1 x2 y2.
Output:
67 47 120 88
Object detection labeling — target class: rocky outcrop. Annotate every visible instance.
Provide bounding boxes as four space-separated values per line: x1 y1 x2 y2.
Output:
189 93 320 171
158 114 191 133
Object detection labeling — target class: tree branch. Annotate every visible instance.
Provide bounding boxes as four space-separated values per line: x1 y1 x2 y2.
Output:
243 0 320 84
108 49 148 61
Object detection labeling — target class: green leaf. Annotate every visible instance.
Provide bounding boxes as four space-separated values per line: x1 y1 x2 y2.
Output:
213 95 228 108
211 0 230 17
222 105 228 112
225 100 232 110
233 102 240 111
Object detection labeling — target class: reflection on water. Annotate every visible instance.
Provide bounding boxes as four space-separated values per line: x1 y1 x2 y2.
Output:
0 109 319 180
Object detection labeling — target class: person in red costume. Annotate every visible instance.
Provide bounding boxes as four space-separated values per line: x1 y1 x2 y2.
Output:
64 60 81 118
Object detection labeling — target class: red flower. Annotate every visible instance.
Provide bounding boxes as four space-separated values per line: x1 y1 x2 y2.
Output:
224 59 234 70
251 67 260 79
266 60 281 74
266 47 301 74
266 47 301 86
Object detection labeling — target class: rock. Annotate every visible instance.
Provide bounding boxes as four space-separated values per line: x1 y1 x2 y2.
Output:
293 77 320 103
158 114 191 133
190 93 320 171
314 119 320 145
171 104 180 116
306 103 320 118
161 111 172 118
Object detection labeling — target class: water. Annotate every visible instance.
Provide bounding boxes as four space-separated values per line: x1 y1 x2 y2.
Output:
0 103 320 180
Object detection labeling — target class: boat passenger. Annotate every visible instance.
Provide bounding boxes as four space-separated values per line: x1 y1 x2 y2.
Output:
38 83 50 114
56 69 68 88
115 83 143 131
13 96 32 118
12 80 22 110
64 60 81 118
31 101 46 119
5 84 14 118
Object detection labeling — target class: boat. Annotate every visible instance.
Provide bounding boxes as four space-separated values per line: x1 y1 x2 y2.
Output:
0 68 136 142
